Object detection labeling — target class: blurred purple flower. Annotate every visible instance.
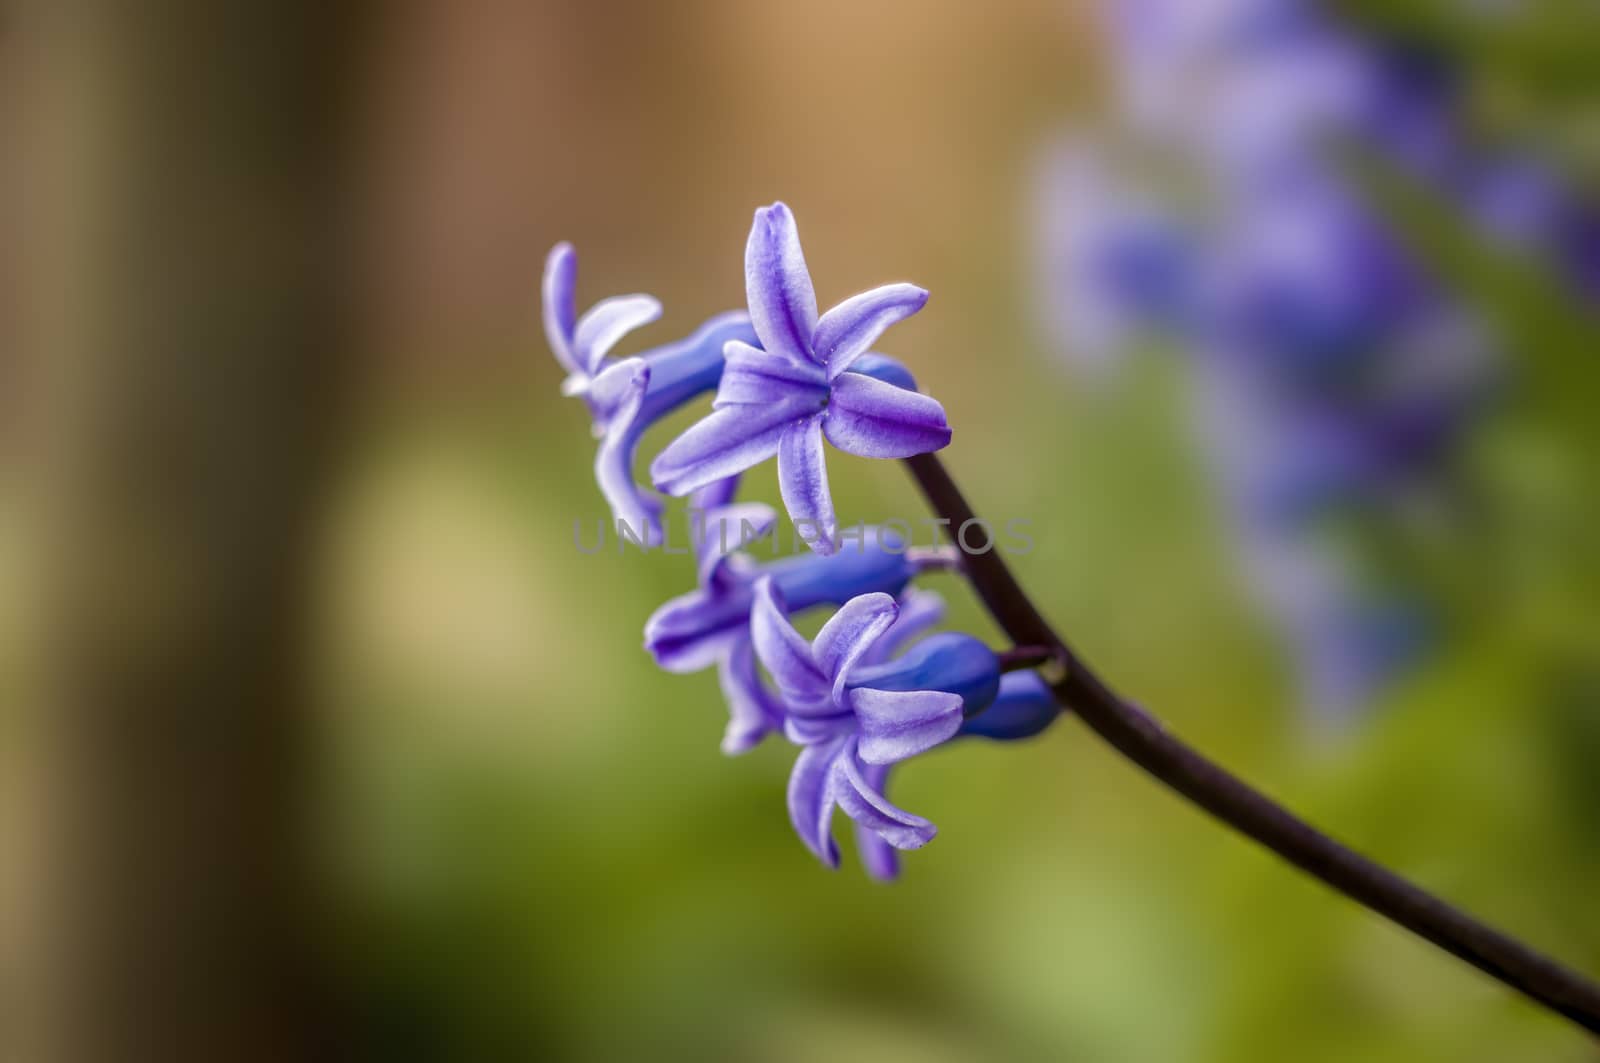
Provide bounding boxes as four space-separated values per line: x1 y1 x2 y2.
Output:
1035 143 1194 373
1033 0 1583 716
651 202 951 554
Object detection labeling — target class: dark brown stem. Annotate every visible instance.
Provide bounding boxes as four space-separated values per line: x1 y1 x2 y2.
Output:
904 451 1600 1036
997 645 1059 674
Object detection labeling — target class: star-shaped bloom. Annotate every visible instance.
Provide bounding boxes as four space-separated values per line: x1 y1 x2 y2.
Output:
543 243 757 544
750 580 1000 872
651 202 952 554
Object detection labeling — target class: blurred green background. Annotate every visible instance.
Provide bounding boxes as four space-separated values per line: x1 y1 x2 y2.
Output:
6 1 1600 1060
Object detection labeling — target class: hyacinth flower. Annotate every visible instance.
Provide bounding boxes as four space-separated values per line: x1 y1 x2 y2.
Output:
651 202 953 554
1039 0 1577 718
675 477 787 754
644 485 960 752
643 518 930 675
1107 0 1600 296
829 588 1064 879
750 580 1000 871
541 202 1600 1028
543 243 759 544
1034 142 1195 374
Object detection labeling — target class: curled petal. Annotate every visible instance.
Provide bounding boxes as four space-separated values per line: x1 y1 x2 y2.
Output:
592 358 662 545
852 761 901 881
834 744 937 850
863 589 947 666
542 242 580 376
813 283 929 379
643 590 747 674
823 372 952 459
573 294 663 376
717 636 784 755
714 341 829 407
696 502 778 590
651 399 816 497
586 354 647 431
777 417 836 555
750 578 830 710
849 687 964 765
745 202 819 363
788 739 846 867
811 593 899 708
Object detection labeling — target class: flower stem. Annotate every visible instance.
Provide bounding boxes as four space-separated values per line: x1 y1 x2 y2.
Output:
996 645 1060 674
903 451 1600 1035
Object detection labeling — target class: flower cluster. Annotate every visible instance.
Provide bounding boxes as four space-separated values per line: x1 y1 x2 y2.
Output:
546 203 1060 876
1038 0 1595 715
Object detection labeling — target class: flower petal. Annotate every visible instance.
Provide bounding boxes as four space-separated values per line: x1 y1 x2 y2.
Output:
689 475 740 514
643 589 748 674
585 353 648 433
717 636 784 755
714 340 829 408
745 202 819 363
849 352 918 392
777 416 836 555
813 283 929 379
787 738 846 867
750 577 830 710
542 242 580 376
823 372 952 459
784 713 854 745
573 294 663 376
851 760 901 880
849 686 964 765
812 593 899 707
592 358 663 545
863 588 946 666
834 743 937 850
651 399 815 497
696 502 777 590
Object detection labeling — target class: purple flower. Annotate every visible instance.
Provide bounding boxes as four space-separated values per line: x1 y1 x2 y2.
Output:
644 488 941 755
1035 142 1194 373
543 243 758 543
1036 2 1583 717
680 477 788 755
651 203 952 554
750 580 1000 873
